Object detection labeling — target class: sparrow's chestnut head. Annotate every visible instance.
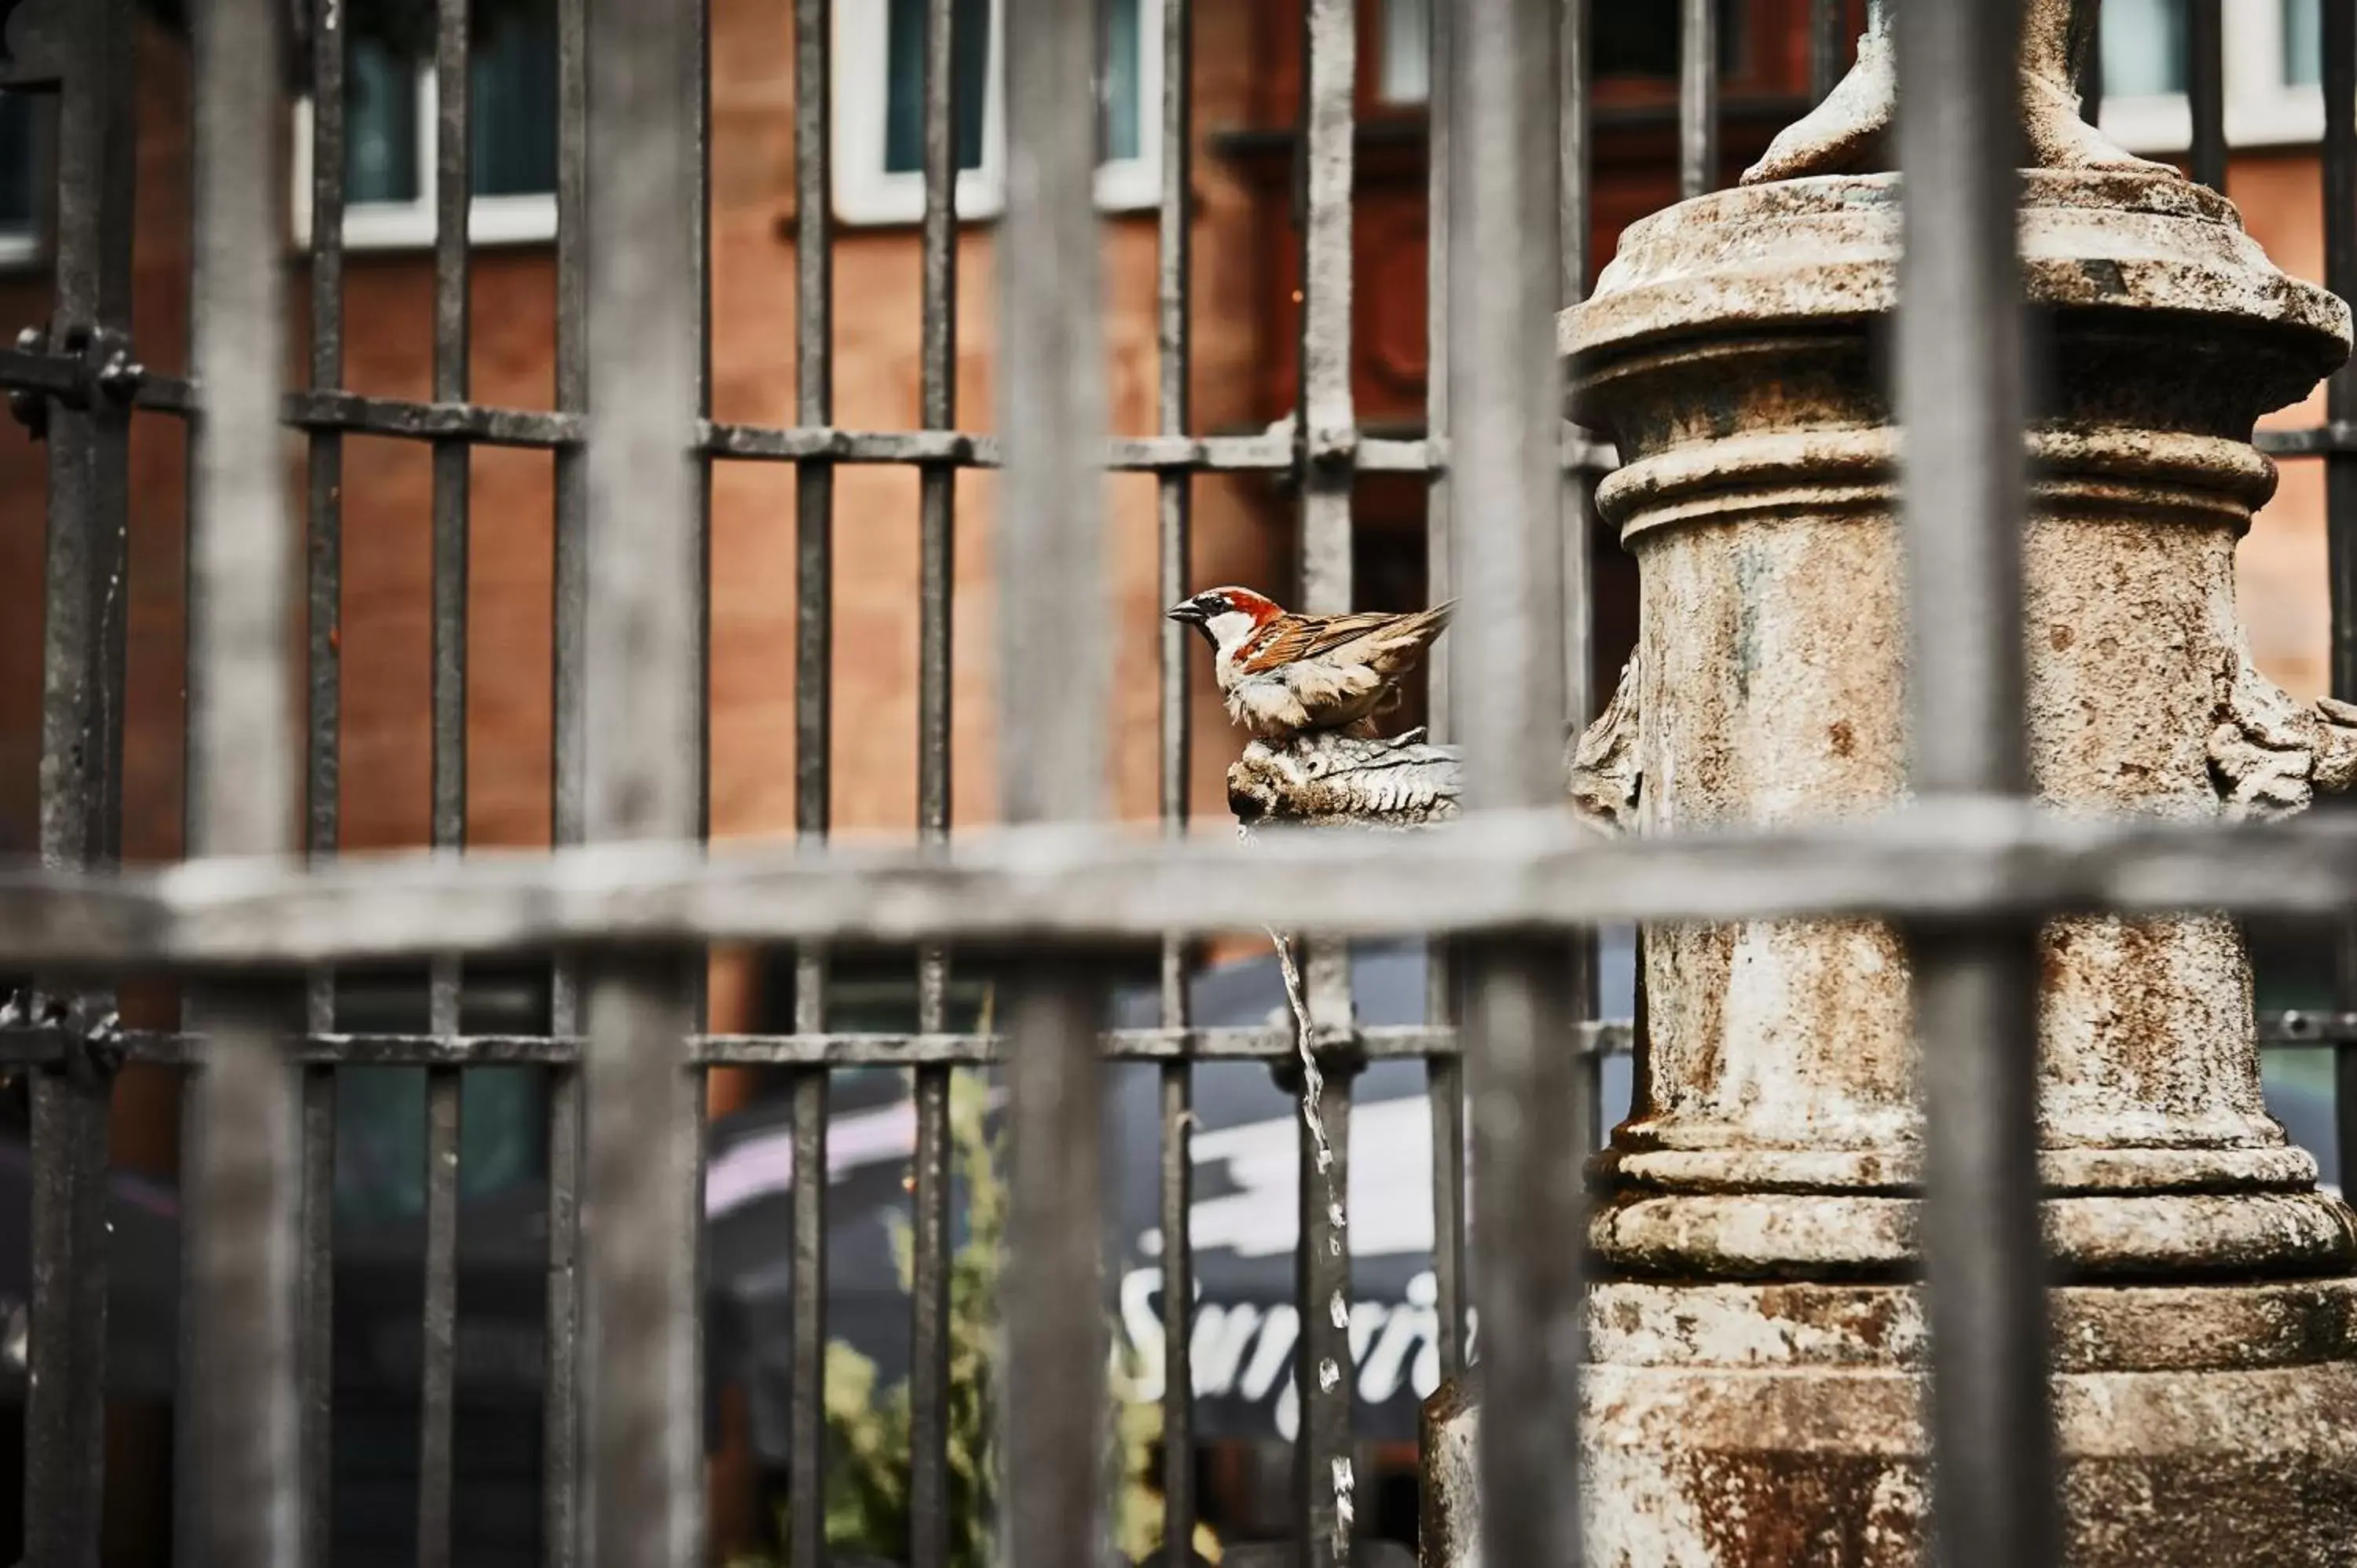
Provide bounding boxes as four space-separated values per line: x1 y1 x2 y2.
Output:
1167 586 1281 650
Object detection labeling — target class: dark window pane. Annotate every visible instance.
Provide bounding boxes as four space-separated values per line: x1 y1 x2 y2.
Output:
0 90 35 234
347 37 421 204
1595 0 1743 81
1103 0 1142 161
473 0 559 196
329 966 554 1225
2101 0 2189 97
2286 0 2322 88
885 0 991 175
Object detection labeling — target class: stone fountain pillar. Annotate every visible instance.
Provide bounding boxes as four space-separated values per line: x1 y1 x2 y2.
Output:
1420 3 2357 1564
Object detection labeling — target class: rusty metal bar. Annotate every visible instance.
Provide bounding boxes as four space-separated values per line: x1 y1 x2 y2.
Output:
544 0 590 1555
1299 0 1356 614
417 0 474 1559
1893 2 2061 1566
186 0 302 1562
298 0 347 1557
2323 0 2357 1203
580 0 705 1559
31 802 2357 963
1453 2 1584 1566
1153 0 1198 1556
909 0 960 1561
1421 0 1466 1382
2187 0 2226 192
999 5 1110 1568
0 1020 1640 1069
1294 0 1361 1557
24 2 135 1565
787 4 833 1566
1680 0 1718 199
1810 0 1849 104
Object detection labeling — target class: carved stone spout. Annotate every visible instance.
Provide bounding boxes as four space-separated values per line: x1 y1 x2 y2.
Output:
1746 0 2163 185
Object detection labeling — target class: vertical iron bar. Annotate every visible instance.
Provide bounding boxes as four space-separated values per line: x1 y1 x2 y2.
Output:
1558 0 1603 1163
1809 0 1849 105
419 3 473 1563
685 0 718 1557
187 0 302 1559
999 4 1110 1568
2323 0 2357 1192
1155 0 1198 1557
1295 4 1358 1562
27 3 135 1566
581 0 704 1559
544 0 589 1555
1299 0 1355 614
2187 0 2226 192
1451 3 1582 1568
1893 3 2061 1566
910 0 960 1561
1422 0 1467 1383
1679 0 1717 200
788 4 834 1567
2077 5 2103 126
300 0 349 1559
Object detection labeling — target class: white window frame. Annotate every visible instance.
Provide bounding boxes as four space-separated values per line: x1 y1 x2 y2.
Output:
2098 0 2334 155
290 63 558 251
830 0 1165 226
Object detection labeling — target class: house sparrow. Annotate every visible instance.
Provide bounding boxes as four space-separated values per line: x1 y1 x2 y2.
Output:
1168 586 1453 740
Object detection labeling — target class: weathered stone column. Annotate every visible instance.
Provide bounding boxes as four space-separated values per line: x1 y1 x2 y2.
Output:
1423 2 2357 1563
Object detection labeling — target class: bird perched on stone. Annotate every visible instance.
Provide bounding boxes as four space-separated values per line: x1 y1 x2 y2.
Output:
1167 585 1453 740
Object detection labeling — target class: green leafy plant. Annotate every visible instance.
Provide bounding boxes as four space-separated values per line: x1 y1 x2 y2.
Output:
739 1013 1218 1568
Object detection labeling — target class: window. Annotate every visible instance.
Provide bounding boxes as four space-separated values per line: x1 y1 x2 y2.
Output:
2096 0 2337 153
291 0 560 250
0 88 42 266
327 965 553 1227
833 0 1164 225
1374 0 1746 108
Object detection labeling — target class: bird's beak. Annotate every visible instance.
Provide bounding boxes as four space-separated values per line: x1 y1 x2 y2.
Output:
1166 599 1207 625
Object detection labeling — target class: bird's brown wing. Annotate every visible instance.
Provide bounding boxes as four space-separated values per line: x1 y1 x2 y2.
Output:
1233 602 1453 676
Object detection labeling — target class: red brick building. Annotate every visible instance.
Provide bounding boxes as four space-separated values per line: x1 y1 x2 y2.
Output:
0 0 2344 1559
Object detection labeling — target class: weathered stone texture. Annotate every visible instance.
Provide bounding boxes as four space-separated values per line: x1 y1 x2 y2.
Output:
1420 3 2357 1562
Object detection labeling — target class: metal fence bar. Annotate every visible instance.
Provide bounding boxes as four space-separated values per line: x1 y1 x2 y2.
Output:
186 0 303 1559
1680 0 1717 200
1453 3 1583 1568
2077 5 2102 125
418 1 475 1560
998 5 1110 1568
0 1021 1644 1068
2187 0 2226 192
544 0 592 1556
1153 0 1198 1557
910 0 962 1561
299 0 349 1558
684 4 718 1559
2323 0 2357 1218
1420 0 1468 1387
25 2 134 1563
1558 0 1604 1171
1295 2 1360 1559
1809 0 1849 105
787 3 834 1566
580 0 706 1559
1893 3 2061 1566
35 802 2357 960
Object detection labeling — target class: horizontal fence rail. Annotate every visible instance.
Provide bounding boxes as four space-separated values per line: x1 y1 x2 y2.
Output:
12 803 2357 963
2 1 2356 1567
